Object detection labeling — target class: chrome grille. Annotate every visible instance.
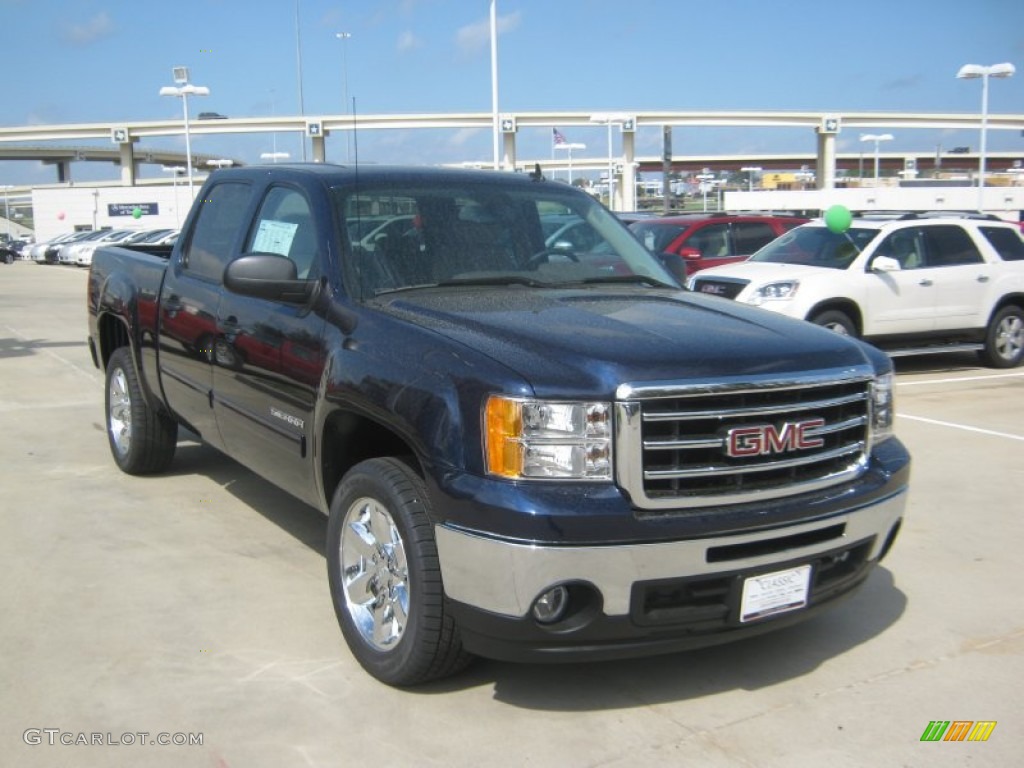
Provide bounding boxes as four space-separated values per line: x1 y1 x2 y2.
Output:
615 367 875 510
690 277 747 300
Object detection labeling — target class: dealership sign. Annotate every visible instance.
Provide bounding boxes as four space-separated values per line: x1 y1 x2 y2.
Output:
108 203 159 217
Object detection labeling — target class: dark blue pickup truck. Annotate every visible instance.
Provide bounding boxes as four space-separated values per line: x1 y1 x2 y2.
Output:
88 164 909 685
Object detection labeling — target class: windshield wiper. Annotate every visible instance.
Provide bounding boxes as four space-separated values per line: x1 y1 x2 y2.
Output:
434 275 549 288
574 274 677 289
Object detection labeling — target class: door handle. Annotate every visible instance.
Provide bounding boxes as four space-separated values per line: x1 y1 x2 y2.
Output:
977 275 990 283
918 279 933 287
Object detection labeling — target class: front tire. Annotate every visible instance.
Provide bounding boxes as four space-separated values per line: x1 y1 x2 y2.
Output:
810 309 856 336
327 458 471 686
980 306 1024 368
105 347 178 474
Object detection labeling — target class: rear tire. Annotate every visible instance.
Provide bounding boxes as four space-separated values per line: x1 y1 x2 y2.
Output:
810 310 856 336
105 347 178 474
979 306 1024 368
327 458 472 686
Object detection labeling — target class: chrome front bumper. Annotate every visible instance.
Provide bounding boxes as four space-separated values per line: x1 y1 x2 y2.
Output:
435 489 907 618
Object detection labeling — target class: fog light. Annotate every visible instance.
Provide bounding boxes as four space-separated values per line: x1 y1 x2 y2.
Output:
531 586 569 624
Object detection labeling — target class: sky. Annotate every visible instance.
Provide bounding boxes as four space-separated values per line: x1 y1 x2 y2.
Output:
1 0 1022 186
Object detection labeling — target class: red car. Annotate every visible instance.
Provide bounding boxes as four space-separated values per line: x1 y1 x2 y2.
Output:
630 212 808 276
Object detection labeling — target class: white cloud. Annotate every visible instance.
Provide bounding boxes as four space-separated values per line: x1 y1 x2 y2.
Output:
455 11 521 57
60 11 115 45
397 30 420 52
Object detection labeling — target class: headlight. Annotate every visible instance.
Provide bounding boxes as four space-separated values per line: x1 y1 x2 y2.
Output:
485 396 612 480
870 372 894 446
746 280 800 306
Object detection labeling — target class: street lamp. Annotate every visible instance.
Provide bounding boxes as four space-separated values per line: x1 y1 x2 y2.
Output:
589 112 630 210
335 31 353 161
2 185 12 242
162 166 185 225
859 133 894 183
554 142 586 185
260 152 291 164
741 166 762 192
159 67 209 200
957 62 1015 210
695 172 715 211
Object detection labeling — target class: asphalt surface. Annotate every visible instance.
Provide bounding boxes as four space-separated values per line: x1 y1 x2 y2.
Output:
1 260 1021 768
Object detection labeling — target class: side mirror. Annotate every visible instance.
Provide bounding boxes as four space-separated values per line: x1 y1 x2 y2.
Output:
678 246 702 261
224 254 317 303
871 255 901 273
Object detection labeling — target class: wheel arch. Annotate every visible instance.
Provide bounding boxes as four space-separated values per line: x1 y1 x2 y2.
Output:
319 408 425 515
987 293 1024 324
806 298 863 336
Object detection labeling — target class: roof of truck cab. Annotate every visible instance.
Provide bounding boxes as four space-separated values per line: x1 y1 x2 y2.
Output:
208 163 559 188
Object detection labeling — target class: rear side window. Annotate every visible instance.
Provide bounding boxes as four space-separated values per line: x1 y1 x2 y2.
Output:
979 226 1024 261
733 222 777 255
921 225 983 267
181 182 252 281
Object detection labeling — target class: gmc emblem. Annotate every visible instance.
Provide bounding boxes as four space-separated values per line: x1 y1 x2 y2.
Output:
699 283 726 295
725 419 825 458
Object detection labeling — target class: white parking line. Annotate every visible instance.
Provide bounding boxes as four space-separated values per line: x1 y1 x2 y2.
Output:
898 414 1024 442
897 372 1024 387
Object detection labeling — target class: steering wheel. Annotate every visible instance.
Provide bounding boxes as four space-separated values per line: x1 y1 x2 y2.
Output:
526 248 579 269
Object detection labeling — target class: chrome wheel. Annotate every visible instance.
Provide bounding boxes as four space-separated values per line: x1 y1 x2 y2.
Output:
339 496 410 651
994 313 1023 362
108 366 132 458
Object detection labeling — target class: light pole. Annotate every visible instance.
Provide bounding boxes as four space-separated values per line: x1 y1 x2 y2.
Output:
335 31 353 162
2 185 12 242
859 133 894 183
554 142 586 185
159 67 209 200
957 62 1015 210
741 166 762 192
589 112 630 210
490 0 500 169
162 166 185 225
696 172 715 211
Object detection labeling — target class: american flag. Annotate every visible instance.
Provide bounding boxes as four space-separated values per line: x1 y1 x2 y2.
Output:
552 128 569 147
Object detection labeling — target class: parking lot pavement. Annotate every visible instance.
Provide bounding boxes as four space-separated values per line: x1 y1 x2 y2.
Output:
1 261 1021 768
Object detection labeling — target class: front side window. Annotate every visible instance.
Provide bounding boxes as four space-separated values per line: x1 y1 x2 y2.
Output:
336 182 675 298
686 223 731 258
181 182 252 282
733 222 777 254
245 186 319 279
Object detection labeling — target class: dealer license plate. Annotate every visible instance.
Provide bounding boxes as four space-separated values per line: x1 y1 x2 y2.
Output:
739 564 812 623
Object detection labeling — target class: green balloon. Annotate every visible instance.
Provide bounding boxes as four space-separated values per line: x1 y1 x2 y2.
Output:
824 204 852 234
132 207 142 219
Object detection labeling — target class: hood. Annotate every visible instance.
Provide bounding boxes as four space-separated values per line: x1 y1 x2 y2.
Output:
375 285 878 397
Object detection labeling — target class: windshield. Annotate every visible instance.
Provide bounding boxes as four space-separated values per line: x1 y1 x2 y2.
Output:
748 226 879 269
334 180 678 297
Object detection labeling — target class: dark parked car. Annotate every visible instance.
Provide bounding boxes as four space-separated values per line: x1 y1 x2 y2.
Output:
630 212 808 276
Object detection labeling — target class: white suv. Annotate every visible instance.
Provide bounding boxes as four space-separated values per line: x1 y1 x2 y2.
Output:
688 213 1024 367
